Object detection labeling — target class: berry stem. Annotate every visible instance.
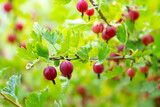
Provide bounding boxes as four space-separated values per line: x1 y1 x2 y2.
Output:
130 77 132 81
88 16 90 21
89 0 111 26
145 73 148 78
97 33 99 38
97 74 100 79
81 12 84 18
52 80 56 85
67 75 71 79
0 92 21 107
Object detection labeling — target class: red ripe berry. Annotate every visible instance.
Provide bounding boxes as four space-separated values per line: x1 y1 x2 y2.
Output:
139 66 149 74
60 61 73 76
127 68 136 81
129 10 139 21
92 23 104 37
15 23 23 31
85 9 94 20
157 84 160 90
110 53 120 63
102 27 116 41
118 44 124 53
3 2 12 12
142 34 154 46
93 62 104 79
76 0 88 17
43 66 57 84
8 34 17 43
19 43 26 49
76 85 86 97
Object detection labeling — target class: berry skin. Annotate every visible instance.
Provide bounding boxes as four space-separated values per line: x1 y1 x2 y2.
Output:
76 0 88 17
86 9 94 16
43 66 57 84
157 84 160 90
139 66 149 74
102 27 116 41
92 23 104 36
76 85 86 97
8 34 17 43
127 68 136 80
15 23 23 31
129 10 139 21
86 8 94 20
60 61 73 76
3 2 12 12
93 62 104 79
19 43 26 49
142 34 154 46
118 44 124 53
110 53 120 63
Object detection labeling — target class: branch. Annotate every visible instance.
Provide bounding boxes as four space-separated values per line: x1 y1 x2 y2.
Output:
89 0 111 26
0 92 21 107
49 56 134 61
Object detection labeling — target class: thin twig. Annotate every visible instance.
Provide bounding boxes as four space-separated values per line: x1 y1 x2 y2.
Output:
0 92 21 107
49 56 134 61
89 0 111 26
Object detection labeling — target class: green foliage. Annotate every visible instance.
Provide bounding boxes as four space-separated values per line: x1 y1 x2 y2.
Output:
53 0 72 5
116 22 128 43
126 17 134 33
77 44 92 62
1 75 21 103
97 43 110 65
0 68 8 79
103 65 123 79
25 88 48 107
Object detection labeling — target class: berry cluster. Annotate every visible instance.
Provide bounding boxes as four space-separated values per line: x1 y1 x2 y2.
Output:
76 0 94 20
43 61 74 84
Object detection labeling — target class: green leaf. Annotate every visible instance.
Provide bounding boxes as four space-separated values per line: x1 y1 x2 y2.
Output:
116 22 128 43
54 60 60 67
0 68 8 79
151 55 158 71
126 17 134 33
54 100 62 107
1 75 21 102
25 88 48 107
17 47 37 61
126 39 144 51
141 81 157 92
32 22 42 42
58 76 69 93
35 42 49 58
57 30 70 55
97 43 110 65
77 44 92 62
103 65 123 79
41 29 59 45
53 0 71 5
70 29 81 47
25 59 41 70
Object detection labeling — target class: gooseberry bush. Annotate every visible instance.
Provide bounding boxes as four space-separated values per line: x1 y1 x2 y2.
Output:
0 0 160 107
